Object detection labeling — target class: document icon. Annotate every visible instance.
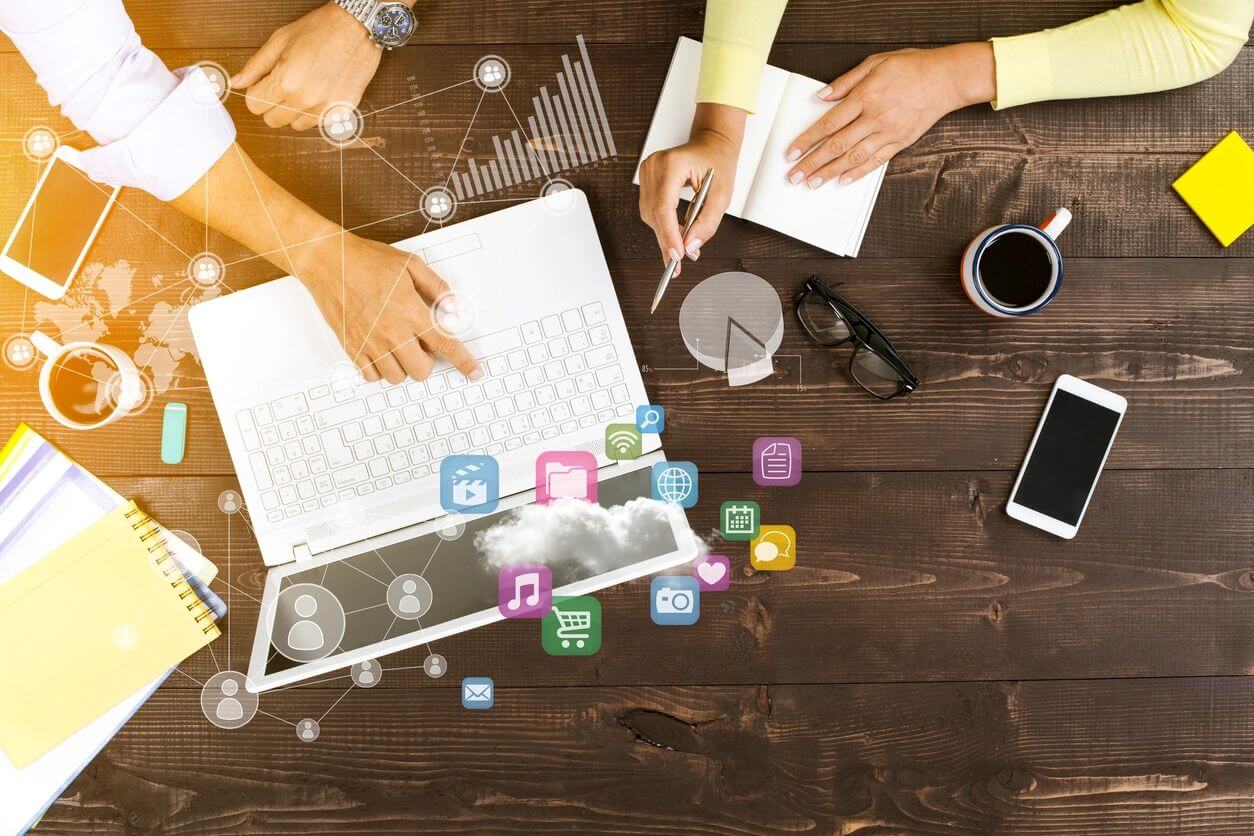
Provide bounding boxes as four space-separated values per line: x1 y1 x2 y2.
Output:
752 436 802 486
536 451 597 504
461 677 494 709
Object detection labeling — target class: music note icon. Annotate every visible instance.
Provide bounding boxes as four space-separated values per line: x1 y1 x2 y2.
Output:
497 565 553 618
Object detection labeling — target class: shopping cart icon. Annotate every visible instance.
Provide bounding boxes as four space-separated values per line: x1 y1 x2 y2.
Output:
554 607 592 648
541 595 601 656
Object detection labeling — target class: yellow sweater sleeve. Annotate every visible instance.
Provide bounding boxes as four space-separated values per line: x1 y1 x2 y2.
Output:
695 0 789 113
991 0 1253 109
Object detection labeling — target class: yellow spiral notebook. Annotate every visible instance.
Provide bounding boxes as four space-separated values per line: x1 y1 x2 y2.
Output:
0 501 220 767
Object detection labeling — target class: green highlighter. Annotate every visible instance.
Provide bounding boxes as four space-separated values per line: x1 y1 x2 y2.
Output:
161 402 187 464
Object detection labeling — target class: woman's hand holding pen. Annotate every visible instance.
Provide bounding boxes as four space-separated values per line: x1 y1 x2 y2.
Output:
637 103 745 273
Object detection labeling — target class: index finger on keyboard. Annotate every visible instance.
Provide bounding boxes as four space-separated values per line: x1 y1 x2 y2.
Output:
432 332 483 381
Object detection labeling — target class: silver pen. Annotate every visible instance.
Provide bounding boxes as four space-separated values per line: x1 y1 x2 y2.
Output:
651 168 714 314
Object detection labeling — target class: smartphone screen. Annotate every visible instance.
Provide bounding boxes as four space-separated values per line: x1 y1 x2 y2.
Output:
5 156 112 289
1011 390 1122 525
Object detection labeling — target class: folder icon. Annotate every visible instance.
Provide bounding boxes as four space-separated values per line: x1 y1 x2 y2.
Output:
545 464 590 499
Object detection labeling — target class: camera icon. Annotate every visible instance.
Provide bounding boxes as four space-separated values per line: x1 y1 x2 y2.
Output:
650 576 700 626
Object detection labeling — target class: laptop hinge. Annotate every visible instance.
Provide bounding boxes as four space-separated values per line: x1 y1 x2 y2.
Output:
291 542 313 563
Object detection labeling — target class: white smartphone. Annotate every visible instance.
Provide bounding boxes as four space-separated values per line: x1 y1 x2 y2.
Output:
1006 374 1127 539
0 146 119 300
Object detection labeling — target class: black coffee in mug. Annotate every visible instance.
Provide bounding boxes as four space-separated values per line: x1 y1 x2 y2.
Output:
978 231 1054 308
48 348 119 423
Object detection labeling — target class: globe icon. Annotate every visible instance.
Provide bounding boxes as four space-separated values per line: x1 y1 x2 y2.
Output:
655 467 694 503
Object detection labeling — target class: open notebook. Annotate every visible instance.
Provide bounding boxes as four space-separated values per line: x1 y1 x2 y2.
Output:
635 37 886 257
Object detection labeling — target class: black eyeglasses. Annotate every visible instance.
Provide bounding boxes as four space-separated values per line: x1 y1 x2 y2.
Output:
794 277 919 399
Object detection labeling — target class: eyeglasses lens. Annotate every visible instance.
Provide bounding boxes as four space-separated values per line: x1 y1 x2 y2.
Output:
851 346 905 397
799 292 851 345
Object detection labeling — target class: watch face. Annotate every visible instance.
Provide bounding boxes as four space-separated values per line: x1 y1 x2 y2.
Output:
372 4 415 47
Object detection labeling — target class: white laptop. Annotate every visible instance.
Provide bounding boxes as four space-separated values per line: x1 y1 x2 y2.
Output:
189 190 697 690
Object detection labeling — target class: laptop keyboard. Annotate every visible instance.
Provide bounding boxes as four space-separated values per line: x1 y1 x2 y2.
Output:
233 302 634 523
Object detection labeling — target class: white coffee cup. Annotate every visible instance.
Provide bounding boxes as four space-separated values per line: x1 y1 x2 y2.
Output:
30 331 145 430
961 208 1072 317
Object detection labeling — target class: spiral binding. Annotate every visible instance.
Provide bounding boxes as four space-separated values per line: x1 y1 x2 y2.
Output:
124 506 217 635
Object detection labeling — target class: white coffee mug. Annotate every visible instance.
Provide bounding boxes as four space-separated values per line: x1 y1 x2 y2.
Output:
961 208 1072 317
30 331 144 430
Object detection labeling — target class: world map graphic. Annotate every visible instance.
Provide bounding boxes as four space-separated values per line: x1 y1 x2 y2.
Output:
32 259 219 394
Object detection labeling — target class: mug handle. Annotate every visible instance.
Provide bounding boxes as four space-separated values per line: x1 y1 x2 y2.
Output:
30 330 62 359
1040 207 1072 240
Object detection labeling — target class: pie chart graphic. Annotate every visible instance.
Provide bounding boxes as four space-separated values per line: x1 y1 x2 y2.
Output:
678 271 783 386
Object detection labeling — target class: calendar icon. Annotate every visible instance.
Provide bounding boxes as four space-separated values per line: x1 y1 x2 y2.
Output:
720 501 760 541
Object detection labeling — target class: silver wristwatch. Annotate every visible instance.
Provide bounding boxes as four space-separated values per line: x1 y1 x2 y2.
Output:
335 0 417 49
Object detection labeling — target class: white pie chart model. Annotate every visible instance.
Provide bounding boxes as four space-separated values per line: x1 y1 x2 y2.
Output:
678 271 783 386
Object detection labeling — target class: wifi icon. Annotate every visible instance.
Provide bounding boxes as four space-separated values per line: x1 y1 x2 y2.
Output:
604 424 643 461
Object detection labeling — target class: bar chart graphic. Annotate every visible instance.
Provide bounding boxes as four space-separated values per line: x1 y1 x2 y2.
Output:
451 36 617 201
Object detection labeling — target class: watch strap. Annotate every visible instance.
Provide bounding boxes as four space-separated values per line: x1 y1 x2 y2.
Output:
335 0 378 26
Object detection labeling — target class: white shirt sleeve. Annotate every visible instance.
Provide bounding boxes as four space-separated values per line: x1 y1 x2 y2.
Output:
0 0 236 200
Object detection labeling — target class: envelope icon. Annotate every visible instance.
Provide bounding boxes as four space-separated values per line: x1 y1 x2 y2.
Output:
461 677 494 709
546 464 590 499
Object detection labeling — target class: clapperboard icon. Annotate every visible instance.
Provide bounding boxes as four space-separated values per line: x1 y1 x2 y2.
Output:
452 461 490 506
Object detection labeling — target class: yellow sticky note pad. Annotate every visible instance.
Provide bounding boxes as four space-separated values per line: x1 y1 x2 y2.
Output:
1172 131 1254 247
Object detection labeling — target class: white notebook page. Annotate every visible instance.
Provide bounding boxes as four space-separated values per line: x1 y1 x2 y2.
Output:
742 74 888 256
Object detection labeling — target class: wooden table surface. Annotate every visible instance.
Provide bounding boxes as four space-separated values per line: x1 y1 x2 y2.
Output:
2 2 1252 833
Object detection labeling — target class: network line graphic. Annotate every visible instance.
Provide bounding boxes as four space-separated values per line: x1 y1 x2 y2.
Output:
451 36 618 201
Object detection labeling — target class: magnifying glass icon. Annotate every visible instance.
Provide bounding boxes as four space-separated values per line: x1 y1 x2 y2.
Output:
636 405 665 433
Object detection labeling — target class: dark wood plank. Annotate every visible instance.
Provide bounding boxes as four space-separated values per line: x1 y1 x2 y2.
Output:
1 46 1250 260
40 677 1254 834
0 1 1164 50
100 470 1254 686
3 256 1251 475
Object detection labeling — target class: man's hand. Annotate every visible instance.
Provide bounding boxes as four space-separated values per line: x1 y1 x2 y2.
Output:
293 232 483 385
231 3 384 131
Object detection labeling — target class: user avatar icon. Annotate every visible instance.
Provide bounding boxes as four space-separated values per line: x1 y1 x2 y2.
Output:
423 188 455 221
287 595 326 651
433 294 476 337
189 252 225 287
351 659 381 688
424 653 447 678
22 126 57 162
201 671 259 729
297 718 320 742
3 334 36 370
271 582 346 663
320 104 362 146
387 573 433 620
217 490 241 514
473 55 511 91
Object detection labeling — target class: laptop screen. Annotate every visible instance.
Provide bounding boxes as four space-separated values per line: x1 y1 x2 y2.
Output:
261 466 677 677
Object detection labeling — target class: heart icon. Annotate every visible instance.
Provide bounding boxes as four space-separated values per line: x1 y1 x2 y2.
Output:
697 562 725 584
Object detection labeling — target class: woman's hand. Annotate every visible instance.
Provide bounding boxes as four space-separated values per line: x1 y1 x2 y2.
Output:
231 2 383 131
786 42 995 187
637 103 746 271
292 232 483 385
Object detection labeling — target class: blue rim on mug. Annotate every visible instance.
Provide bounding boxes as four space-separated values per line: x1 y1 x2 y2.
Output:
970 224 1064 316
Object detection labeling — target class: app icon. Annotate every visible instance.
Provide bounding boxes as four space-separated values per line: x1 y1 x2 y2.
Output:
752 436 802 486
750 525 796 570
652 461 698 508
637 404 665 433
604 423 642 460
461 677 494 709
693 554 730 591
498 564 552 618
720 500 760 541
440 454 499 513
650 576 700 625
536 451 598 504
541 596 602 655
